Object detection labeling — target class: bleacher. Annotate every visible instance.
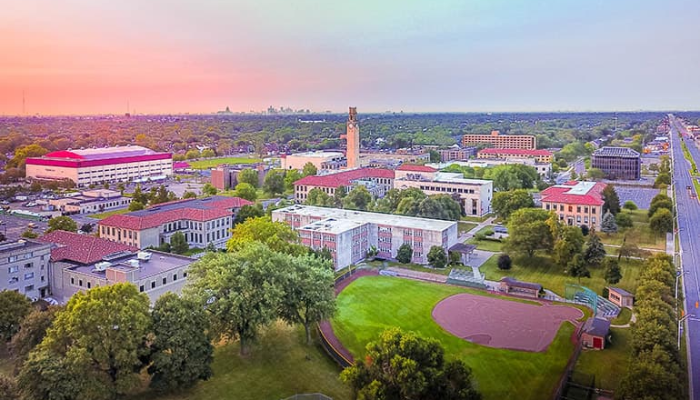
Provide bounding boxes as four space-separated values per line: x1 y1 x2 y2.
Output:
446 268 487 289
596 295 621 318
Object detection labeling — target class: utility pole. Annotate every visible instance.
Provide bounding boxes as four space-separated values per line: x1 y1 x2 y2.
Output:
679 314 692 350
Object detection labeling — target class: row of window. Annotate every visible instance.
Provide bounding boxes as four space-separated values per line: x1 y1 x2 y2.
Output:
418 185 477 194
8 274 45 285
545 204 598 214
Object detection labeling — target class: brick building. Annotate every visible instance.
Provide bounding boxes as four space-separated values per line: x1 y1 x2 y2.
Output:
462 131 536 150
293 168 394 202
540 181 606 230
477 148 553 163
591 147 641 180
210 164 267 191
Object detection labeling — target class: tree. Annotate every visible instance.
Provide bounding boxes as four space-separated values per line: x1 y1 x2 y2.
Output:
0 291 32 341
279 255 336 344
654 172 671 188
600 211 618 234
132 184 149 204
497 254 512 270
21 229 38 239
238 168 259 188
233 203 264 225
0 375 19 400
504 208 554 257
341 328 482 400
302 162 318 177
583 229 606 266
553 226 584 269
603 258 622 284
227 216 306 256
201 149 216 158
202 182 218 196
616 212 633 228
429 149 441 163
587 168 605 180
263 170 285 195
170 231 189 254
283 169 302 192
418 195 462 221
483 164 539 191
185 149 201 160
568 254 590 283
618 346 683 400
343 185 373 211
182 191 197 199
306 188 334 207
7 144 49 169
427 246 448 269
148 293 213 392
648 197 673 218
10 306 61 363
128 200 145 211
396 243 413 264
623 200 638 210
184 244 286 355
80 223 94 233
30 181 42 192
46 215 78 233
580 224 589 236
22 284 151 399
602 184 621 215
491 189 535 220
234 182 257 202
650 208 673 235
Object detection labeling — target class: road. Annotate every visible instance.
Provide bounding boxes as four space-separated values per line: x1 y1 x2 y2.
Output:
669 114 700 400
555 157 586 184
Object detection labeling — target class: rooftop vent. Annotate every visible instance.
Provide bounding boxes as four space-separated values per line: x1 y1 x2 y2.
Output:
94 261 111 272
127 259 140 268
137 251 151 261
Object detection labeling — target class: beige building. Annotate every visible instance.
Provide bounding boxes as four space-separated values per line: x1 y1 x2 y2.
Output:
540 181 606 230
341 107 360 169
0 240 52 299
49 189 131 215
294 168 394 202
462 131 536 150
281 151 346 171
477 148 553 163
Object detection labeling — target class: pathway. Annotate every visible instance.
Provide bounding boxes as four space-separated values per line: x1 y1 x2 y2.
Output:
458 217 496 242
610 311 637 329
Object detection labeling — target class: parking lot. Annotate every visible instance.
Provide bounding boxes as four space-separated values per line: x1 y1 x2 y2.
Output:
0 214 49 241
612 186 659 210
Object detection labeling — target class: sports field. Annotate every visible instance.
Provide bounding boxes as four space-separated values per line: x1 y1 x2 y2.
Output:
188 157 261 169
331 276 580 400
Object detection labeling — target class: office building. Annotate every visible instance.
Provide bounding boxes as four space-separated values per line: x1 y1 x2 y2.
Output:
0 239 52 299
462 131 536 150
438 147 478 162
49 189 132 215
540 181 606 230
477 148 553 163
591 147 641 180
210 164 267 191
294 168 394 202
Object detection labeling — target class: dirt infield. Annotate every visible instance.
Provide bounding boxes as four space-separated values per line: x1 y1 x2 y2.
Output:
432 293 583 352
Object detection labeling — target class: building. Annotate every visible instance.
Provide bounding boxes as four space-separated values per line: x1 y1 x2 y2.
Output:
293 168 394 202
394 164 492 217
433 158 551 179
26 145 173 187
581 317 611 350
49 189 132 215
438 147 478 162
477 148 553 163
462 131 536 150
272 205 458 269
591 147 641 180
210 164 267 191
498 277 542 298
39 231 192 304
281 151 347 171
540 181 606 230
98 196 252 250
341 107 360 169
607 287 634 308
0 239 52 299
360 151 431 167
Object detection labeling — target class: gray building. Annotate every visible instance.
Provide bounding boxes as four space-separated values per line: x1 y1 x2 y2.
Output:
0 239 52 299
591 147 641 180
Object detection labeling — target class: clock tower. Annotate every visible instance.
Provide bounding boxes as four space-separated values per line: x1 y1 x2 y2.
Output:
342 107 360 169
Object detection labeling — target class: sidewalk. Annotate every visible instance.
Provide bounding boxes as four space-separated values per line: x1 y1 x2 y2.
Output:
458 216 496 242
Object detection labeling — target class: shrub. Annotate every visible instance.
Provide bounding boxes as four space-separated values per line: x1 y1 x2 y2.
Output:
623 200 638 210
497 254 512 270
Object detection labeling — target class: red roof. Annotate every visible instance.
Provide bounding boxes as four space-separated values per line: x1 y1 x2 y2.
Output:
478 148 553 157
38 231 137 264
294 168 394 188
99 196 252 230
540 181 606 206
396 164 437 172
26 153 171 168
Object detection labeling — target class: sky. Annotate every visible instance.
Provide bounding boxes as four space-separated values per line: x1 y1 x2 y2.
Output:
1 0 699 115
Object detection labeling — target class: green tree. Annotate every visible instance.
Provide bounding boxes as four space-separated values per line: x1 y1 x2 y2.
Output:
583 229 606 266
306 188 334 207
10 306 61 364
483 164 539 191
602 184 621 215
132 184 149 204
343 185 373 211
46 215 78 233
602 258 622 284
600 211 618 234
238 168 259 188
18 344 79 400
341 328 482 400
395 196 421 216
302 162 318 177
234 182 257 202
649 208 673 235
202 182 218 196
30 181 42 192
279 255 336 344
170 231 188 254
568 254 590 283
0 290 32 341
128 200 145 211
623 200 638 210
283 169 302 192
184 244 287 355
263 170 285 195
497 254 512 270
553 226 584 269
148 293 213 392
7 144 49 169
201 148 215 158
21 229 38 239
227 216 306 256
418 195 462 221
427 246 448 269
396 243 413 264
185 149 201 160
491 189 535 220
618 345 682 400
648 197 673 218
182 191 197 199
587 167 605 180
615 212 633 228
654 172 671 188
429 149 441 163
233 203 264 225
80 223 94 233
504 208 554 257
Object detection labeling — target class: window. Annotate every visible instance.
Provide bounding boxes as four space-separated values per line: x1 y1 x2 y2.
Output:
71 277 75 285
24 285 34 292
592 207 597 214
183 271 187 278
162 277 167 285
9 277 19 284
87 282 92 289
151 281 156 289
8 266 18 274
568 205 573 212
577 206 581 213
78 279 83 287
24 272 34 280
173 274 177 281
140 285 144 292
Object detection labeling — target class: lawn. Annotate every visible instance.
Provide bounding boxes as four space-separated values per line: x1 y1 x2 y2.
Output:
458 221 478 234
461 214 493 223
188 157 261 170
599 210 666 250
611 307 632 325
90 208 130 219
130 322 350 400
479 254 643 297
366 260 460 276
573 327 632 391
331 276 578 400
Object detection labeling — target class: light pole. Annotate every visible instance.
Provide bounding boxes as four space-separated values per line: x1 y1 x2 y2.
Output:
679 314 693 350
676 269 688 314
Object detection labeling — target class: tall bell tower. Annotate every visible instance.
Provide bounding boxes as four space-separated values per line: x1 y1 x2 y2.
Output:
342 107 360 169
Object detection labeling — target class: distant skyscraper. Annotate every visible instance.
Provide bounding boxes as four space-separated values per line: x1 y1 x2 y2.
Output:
342 107 360 169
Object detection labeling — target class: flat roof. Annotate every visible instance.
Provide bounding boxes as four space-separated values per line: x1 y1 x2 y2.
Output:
274 205 456 231
68 250 192 280
299 218 365 234
286 151 345 158
593 147 640 158
433 172 492 186
0 239 51 254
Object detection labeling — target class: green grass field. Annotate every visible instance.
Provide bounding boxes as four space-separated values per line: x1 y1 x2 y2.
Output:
611 307 632 325
130 322 350 400
188 157 261 170
573 327 632 391
331 276 578 400
458 221 478 234
90 208 130 219
479 254 642 297
599 209 666 250
461 214 493 223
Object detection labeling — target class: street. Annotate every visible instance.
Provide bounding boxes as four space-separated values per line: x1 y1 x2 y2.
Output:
669 114 700 400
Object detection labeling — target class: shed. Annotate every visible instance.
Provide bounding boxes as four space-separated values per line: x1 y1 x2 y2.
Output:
581 317 611 350
499 277 542 298
608 286 634 308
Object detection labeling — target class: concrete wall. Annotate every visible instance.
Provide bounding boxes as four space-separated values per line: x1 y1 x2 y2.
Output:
0 242 51 299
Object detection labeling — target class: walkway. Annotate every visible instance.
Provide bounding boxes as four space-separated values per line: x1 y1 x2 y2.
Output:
610 311 637 329
458 217 496 242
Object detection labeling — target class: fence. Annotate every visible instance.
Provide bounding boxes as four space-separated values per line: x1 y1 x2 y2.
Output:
552 325 585 400
317 322 352 368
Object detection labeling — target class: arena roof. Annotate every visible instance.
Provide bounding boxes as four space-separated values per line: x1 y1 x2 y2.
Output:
26 145 171 168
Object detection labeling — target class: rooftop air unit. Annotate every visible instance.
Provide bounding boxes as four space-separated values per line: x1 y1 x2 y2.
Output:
137 251 152 262
94 261 112 272
127 259 140 268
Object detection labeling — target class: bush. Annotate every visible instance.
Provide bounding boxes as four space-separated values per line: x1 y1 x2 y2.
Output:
497 254 512 270
396 243 412 264
616 212 633 229
623 200 638 210
580 224 589 236
482 228 494 236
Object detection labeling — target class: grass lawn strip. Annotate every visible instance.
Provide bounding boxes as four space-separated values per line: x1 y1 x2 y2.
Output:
189 157 261 170
610 307 632 325
331 276 578 400
90 208 130 219
458 221 478 234
573 327 631 391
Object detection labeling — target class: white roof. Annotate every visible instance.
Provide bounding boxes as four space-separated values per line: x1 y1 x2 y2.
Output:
564 181 597 195
299 218 365 234
286 151 344 158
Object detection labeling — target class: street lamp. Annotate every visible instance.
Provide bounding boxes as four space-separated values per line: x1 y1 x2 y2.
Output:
679 313 693 350
676 270 688 315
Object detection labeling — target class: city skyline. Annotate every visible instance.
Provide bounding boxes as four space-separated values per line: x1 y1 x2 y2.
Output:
2 0 700 115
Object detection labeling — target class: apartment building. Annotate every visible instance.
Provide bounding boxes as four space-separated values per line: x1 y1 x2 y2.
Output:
394 164 492 217
294 168 394 202
438 147 478 162
462 131 536 150
49 189 131 215
210 164 268 191
591 147 641 180
540 181 606 230
98 196 252 250
0 240 52 299
477 148 553 163
272 205 458 269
